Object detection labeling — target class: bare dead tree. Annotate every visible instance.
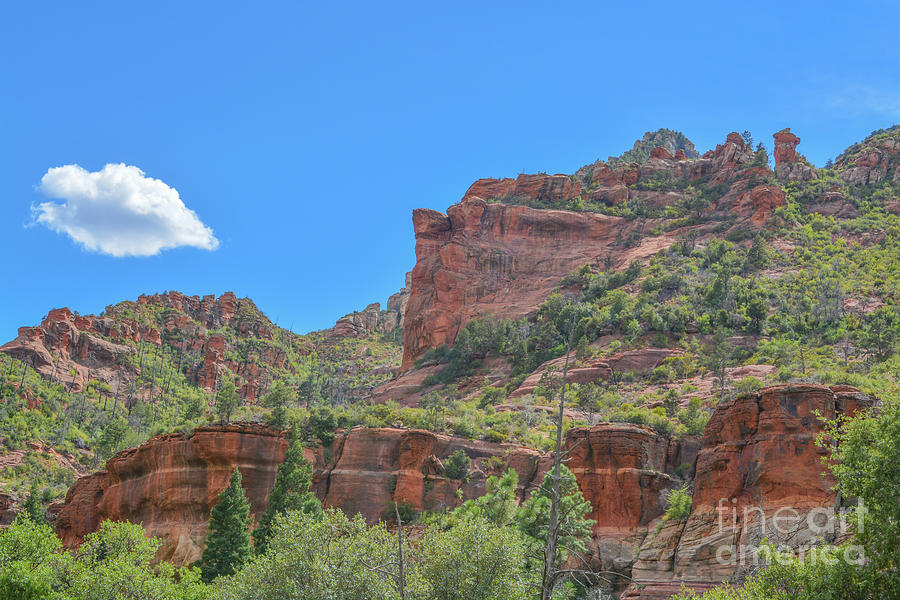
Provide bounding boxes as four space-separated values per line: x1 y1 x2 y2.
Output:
362 502 408 600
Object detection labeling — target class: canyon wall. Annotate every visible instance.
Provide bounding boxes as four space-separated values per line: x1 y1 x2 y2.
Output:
53 384 868 598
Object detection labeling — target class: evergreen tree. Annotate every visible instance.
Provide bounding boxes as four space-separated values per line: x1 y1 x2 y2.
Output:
215 380 239 424
22 483 45 523
261 381 292 430
201 468 253 582
253 434 321 555
517 463 594 569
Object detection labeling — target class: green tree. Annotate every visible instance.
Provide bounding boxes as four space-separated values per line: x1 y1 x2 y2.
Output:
517 464 594 575
451 469 520 528
216 509 401 600
22 483 45 524
822 395 900 594
261 381 292 430
663 484 692 521
443 449 470 481
69 520 209 600
215 381 240 425
417 517 532 600
96 416 129 460
253 434 321 555
0 516 60 600
202 468 253 582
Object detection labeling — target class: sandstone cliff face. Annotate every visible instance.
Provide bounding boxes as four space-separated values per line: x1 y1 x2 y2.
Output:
55 424 292 565
318 427 547 520
54 424 547 566
401 199 661 368
53 384 871 597
624 384 872 599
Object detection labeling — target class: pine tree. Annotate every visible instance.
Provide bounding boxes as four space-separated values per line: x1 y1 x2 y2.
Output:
201 467 253 582
215 380 239 424
253 434 321 555
22 483 45 523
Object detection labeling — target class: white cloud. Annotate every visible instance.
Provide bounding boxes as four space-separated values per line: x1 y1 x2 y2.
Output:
33 163 219 257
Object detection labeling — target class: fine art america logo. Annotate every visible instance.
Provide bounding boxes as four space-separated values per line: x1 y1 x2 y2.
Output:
714 497 867 566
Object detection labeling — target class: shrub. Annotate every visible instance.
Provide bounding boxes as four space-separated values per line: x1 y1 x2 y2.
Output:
444 449 471 480
664 484 692 521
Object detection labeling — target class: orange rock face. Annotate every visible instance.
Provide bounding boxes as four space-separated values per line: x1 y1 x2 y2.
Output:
55 424 292 565
463 173 581 204
54 384 870 596
772 128 800 166
401 198 650 368
319 427 547 520
564 424 694 533
625 384 873 598
54 424 548 566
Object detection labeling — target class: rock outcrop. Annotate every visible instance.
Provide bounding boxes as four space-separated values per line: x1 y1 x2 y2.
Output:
329 274 411 338
0 292 296 401
55 424 292 565
55 424 547 565
835 127 900 186
773 128 818 182
624 384 873 598
52 384 872 598
400 199 678 368
462 173 581 205
399 131 787 368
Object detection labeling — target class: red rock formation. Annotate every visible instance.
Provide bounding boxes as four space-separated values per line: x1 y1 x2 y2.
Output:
728 184 786 226
564 424 690 533
625 384 873 598
772 128 800 166
650 146 674 160
319 427 546 520
773 128 818 182
401 198 664 368
55 424 548 565
463 173 581 204
55 424 293 565
835 132 900 186
53 384 870 595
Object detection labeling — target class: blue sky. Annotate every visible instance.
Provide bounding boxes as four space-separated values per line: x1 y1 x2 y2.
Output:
1 1 898 341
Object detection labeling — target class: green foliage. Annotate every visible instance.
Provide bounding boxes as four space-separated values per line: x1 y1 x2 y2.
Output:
517 464 594 567
449 469 520 527
215 381 240 425
253 434 321 555
216 509 401 600
676 398 710 437
218 508 534 600
202 468 253 582
823 394 900 578
22 483 45 524
0 517 208 600
663 484 692 521
670 543 885 600
443 449 471 481
417 516 533 600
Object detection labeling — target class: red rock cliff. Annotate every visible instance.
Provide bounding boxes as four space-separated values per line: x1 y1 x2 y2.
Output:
625 384 872 599
401 198 657 368
55 424 548 566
